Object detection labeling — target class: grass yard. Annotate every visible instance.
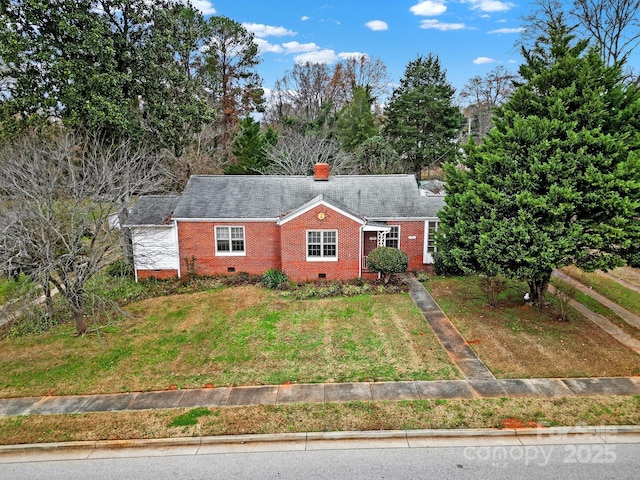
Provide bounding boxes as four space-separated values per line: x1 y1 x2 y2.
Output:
551 278 640 343
560 265 640 316
0 286 459 398
0 275 33 305
606 267 640 289
425 277 640 379
1 396 639 445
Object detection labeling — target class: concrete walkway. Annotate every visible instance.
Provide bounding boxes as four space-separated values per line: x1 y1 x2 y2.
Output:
2 274 640 419
602 272 640 294
552 270 640 330
1 376 640 418
404 274 507 398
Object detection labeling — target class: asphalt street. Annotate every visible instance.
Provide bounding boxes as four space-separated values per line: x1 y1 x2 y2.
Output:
1 440 639 480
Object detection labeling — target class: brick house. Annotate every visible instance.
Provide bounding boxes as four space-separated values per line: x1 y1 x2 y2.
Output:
125 164 444 282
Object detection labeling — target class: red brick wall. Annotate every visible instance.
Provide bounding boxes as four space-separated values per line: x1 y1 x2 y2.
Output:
177 221 281 276
137 269 178 280
363 221 427 272
174 217 428 281
280 205 362 281
394 221 427 270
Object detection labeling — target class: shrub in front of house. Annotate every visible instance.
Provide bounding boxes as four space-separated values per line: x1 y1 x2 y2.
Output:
433 250 465 276
366 246 409 284
262 268 289 289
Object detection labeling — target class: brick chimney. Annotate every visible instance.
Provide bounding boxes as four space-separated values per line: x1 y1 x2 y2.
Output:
314 162 330 181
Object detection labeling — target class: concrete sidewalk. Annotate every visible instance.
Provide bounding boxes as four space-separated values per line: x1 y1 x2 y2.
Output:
1 376 640 418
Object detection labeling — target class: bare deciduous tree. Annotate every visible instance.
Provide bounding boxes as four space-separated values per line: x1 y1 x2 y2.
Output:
339 55 391 103
521 0 640 78
260 128 357 175
266 62 338 127
0 130 167 335
459 66 518 142
573 0 640 66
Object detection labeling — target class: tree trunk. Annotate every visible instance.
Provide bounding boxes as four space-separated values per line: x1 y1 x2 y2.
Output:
42 281 54 321
70 293 87 335
118 206 134 266
528 275 550 307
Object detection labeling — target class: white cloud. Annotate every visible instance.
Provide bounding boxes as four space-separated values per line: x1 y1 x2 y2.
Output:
338 52 367 60
419 19 467 30
488 27 524 34
186 1 216 15
410 1 447 16
282 41 321 53
366 20 388 31
294 49 340 64
255 38 284 54
473 56 496 64
301 16 310 21
465 0 514 13
242 23 296 38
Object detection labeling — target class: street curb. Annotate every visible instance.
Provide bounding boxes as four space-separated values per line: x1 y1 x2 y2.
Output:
1 426 639 454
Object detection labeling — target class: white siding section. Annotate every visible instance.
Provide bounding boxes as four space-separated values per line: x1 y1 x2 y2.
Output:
131 226 179 271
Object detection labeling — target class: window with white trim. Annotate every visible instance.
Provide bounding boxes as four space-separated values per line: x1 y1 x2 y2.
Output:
426 220 438 253
307 230 337 260
215 226 245 255
385 226 400 249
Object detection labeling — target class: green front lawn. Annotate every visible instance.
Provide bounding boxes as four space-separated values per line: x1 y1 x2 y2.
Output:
426 276 640 379
0 285 459 398
561 266 640 317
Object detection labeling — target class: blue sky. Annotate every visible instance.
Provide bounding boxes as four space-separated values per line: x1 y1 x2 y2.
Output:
190 1 639 101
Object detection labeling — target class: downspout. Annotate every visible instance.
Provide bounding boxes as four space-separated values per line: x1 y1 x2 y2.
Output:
358 224 363 278
175 221 182 279
132 228 139 283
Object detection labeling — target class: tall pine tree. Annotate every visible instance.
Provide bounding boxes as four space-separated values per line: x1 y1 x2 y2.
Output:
438 15 640 305
384 54 462 180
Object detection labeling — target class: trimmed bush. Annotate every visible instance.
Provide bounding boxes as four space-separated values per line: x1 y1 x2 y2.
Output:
366 247 409 284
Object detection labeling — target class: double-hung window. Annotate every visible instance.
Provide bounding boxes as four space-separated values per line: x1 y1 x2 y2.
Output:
385 226 400 249
307 230 337 261
426 220 438 253
215 226 245 256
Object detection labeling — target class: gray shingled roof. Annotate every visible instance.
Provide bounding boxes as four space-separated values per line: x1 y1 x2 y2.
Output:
418 195 446 217
171 174 440 220
124 195 180 226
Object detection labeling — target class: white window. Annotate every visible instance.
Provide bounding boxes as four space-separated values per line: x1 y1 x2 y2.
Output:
385 226 400 249
423 219 439 263
215 226 245 256
307 230 337 261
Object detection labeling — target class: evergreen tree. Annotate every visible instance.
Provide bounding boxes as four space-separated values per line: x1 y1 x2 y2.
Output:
0 1 212 153
336 86 377 152
438 15 640 305
384 54 462 180
201 16 264 164
354 136 403 174
224 117 278 174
